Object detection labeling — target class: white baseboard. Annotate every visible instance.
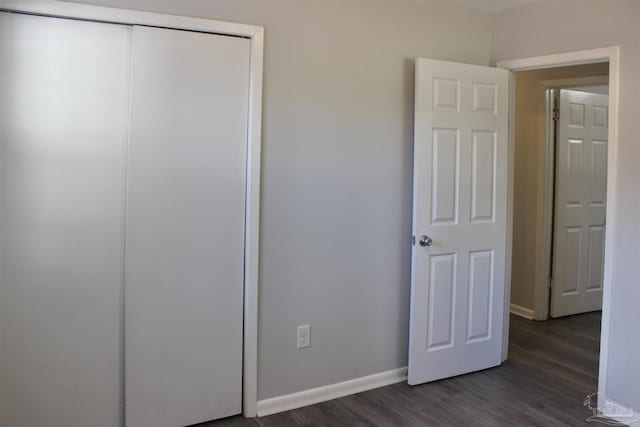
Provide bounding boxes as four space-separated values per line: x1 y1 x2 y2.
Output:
510 303 534 320
256 366 408 417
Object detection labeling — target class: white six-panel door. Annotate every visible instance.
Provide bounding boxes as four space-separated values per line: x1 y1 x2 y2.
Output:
409 58 509 385
551 89 608 318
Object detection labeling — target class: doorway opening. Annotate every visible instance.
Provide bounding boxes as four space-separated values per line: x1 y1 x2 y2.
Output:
508 63 609 322
499 47 619 408
510 63 609 402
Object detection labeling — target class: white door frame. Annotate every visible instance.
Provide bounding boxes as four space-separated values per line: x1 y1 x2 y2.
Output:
0 0 264 418
534 75 609 321
498 46 620 402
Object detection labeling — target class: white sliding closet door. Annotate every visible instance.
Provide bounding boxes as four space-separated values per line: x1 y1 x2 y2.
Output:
125 26 250 427
0 13 130 427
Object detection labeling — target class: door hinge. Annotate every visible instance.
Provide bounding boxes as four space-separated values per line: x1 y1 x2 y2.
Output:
411 235 416 246
548 277 555 289
552 108 560 121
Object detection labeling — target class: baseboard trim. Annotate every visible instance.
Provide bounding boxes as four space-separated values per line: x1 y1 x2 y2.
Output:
256 366 408 417
510 304 535 320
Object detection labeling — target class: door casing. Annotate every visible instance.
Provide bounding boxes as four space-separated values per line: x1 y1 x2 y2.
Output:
0 0 265 418
498 47 620 405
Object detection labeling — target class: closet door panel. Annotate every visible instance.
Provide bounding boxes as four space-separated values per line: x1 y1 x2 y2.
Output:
125 26 250 427
0 12 130 427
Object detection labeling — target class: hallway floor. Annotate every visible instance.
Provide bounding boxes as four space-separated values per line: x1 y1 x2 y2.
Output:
202 312 602 427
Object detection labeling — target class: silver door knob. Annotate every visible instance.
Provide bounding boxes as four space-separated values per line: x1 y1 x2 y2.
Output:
419 235 433 247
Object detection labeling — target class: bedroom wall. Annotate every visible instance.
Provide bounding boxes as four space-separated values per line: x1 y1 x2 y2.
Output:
65 0 494 400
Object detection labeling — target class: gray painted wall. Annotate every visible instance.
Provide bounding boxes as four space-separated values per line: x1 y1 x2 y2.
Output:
65 0 493 400
494 0 640 412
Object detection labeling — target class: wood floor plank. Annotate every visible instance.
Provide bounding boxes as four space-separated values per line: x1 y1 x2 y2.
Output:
200 312 601 426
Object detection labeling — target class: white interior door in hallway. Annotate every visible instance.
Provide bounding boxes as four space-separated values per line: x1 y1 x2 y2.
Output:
551 89 609 318
0 12 250 427
409 58 509 385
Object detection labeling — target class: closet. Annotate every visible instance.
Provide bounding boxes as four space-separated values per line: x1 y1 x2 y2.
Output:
0 11 250 427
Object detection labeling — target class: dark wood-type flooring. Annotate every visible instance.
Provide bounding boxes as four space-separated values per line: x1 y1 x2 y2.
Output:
200 312 602 426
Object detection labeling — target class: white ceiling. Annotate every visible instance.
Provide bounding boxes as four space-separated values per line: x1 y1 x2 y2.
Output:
443 0 544 14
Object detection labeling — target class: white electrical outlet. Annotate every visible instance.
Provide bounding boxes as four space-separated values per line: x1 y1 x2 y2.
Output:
297 324 311 349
